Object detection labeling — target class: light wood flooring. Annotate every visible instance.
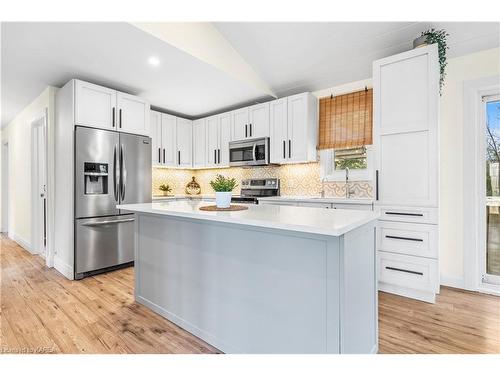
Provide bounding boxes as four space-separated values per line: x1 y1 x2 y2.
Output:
1 235 499 354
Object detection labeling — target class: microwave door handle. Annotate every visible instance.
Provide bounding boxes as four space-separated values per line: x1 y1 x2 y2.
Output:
252 143 257 162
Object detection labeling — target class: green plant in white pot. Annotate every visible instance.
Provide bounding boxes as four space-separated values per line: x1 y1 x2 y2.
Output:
210 174 238 208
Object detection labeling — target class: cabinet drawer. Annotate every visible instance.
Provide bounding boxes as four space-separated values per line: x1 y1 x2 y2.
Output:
334 203 373 211
376 205 437 224
378 251 438 293
377 222 437 258
297 202 333 209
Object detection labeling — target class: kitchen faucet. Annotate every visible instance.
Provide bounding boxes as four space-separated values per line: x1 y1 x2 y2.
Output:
345 167 356 199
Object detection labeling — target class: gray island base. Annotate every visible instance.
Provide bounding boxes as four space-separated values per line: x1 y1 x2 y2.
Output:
118 201 379 354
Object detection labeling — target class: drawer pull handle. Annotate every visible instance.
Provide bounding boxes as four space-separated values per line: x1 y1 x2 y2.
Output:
385 266 423 276
385 212 424 217
385 235 423 242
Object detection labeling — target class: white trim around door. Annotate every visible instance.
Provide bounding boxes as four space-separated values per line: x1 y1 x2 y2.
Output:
463 75 500 295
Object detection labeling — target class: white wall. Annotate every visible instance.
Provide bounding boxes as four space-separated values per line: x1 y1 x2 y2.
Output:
440 47 500 287
1 86 57 251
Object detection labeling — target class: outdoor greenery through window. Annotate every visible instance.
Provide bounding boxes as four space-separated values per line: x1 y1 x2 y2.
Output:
334 146 368 171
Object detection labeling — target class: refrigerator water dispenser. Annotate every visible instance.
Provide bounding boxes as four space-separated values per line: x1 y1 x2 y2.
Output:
83 162 108 195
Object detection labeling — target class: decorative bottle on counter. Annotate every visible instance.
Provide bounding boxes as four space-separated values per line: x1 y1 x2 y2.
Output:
186 176 201 195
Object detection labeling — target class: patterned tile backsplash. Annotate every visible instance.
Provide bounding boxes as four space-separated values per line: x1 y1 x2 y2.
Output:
153 162 373 198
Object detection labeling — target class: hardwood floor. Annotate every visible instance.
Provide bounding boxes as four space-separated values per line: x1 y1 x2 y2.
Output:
1 235 499 354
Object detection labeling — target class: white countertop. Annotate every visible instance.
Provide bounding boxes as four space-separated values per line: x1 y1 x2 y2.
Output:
118 201 379 237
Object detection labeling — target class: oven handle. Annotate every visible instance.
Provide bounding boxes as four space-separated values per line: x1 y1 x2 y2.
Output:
252 143 257 162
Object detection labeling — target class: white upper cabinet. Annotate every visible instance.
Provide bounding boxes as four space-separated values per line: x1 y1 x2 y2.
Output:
176 118 193 168
74 79 150 136
231 107 249 140
161 114 177 166
75 80 117 130
373 44 439 207
270 93 318 164
206 115 220 167
218 112 231 167
150 111 162 166
116 92 150 136
193 119 207 168
248 103 270 139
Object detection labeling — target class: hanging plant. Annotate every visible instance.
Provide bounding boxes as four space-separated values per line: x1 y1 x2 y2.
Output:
415 28 449 95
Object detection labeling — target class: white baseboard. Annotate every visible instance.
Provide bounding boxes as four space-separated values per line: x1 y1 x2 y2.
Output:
440 274 465 290
9 232 33 254
53 256 74 280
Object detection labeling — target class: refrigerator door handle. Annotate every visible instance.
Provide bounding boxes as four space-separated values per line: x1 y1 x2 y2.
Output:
82 218 135 227
120 144 126 201
113 145 119 201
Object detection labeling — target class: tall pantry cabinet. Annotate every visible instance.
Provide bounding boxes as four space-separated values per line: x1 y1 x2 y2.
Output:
373 44 440 303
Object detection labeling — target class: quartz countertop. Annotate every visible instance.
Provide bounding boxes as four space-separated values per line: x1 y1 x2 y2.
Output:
118 201 379 237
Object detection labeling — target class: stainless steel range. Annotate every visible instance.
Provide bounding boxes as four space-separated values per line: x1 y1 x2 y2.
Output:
231 178 280 204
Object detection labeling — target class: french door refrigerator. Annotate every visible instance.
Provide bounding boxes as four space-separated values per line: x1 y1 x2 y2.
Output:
74 126 151 279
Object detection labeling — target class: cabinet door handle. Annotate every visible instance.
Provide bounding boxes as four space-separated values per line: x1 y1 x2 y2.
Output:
245 124 248 138
385 235 423 242
218 149 220 164
375 170 379 201
288 139 291 158
214 149 217 164
119 109 122 128
178 150 181 165
283 140 286 159
249 123 252 137
158 148 161 163
163 149 165 164
385 266 423 276
112 107 116 128
385 212 424 217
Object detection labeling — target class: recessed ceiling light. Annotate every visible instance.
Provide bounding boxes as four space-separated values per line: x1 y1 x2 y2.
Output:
148 56 160 66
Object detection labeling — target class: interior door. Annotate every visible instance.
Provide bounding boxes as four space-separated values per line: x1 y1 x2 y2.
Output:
231 108 249 140
161 114 177 166
74 80 117 130
219 113 231 166
206 115 219 166
119 132 152 206
75 127 119 218
248 103 270 139
176 118 192 167
150 111 162 166
270 98 288 163
117 92 150 136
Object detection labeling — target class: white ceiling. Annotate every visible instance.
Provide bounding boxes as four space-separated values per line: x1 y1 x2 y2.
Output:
1 22 272 127
214 22 500 96
2 22 499 127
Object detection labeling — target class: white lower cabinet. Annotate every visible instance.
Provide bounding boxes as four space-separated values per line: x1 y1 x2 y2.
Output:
297 202 332 209
334 203 373 211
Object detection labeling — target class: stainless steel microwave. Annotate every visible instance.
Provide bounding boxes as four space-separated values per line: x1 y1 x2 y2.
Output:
229 137 270 167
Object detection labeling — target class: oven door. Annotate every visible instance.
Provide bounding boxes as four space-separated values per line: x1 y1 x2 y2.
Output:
229 137 269 166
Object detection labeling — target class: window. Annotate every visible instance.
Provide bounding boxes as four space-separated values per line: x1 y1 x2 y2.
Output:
320 146 373 181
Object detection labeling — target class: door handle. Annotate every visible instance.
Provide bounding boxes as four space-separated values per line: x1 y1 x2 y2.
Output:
252 143 257 162
178 150 181 165
214 149 217 164
119 109 122 128
288 139 291 158
113 145 119 201
375 170 379 201
385 266 423 276
82 218 135 227
158 148 161 163
218 149 220 164
385 212 424 217
249 123 252 137
163 148 165 164
112 107 116 128
120 145 126 201
245 124 248 138
283 140 285 159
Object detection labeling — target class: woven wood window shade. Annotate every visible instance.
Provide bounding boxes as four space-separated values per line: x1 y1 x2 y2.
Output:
318 88 373 150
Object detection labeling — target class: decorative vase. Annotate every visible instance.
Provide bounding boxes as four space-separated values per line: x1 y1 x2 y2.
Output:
215 192 232 208
413 35 428 49
185 176 201 195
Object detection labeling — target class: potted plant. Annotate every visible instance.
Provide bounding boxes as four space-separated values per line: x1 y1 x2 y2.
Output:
210 174 238 208
413 28 449 94
158 183 172 196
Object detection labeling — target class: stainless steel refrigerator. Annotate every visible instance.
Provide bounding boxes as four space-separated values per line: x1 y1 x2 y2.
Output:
74 126 151 279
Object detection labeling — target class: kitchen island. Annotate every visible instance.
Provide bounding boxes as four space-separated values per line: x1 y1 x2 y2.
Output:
118 201 379 354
